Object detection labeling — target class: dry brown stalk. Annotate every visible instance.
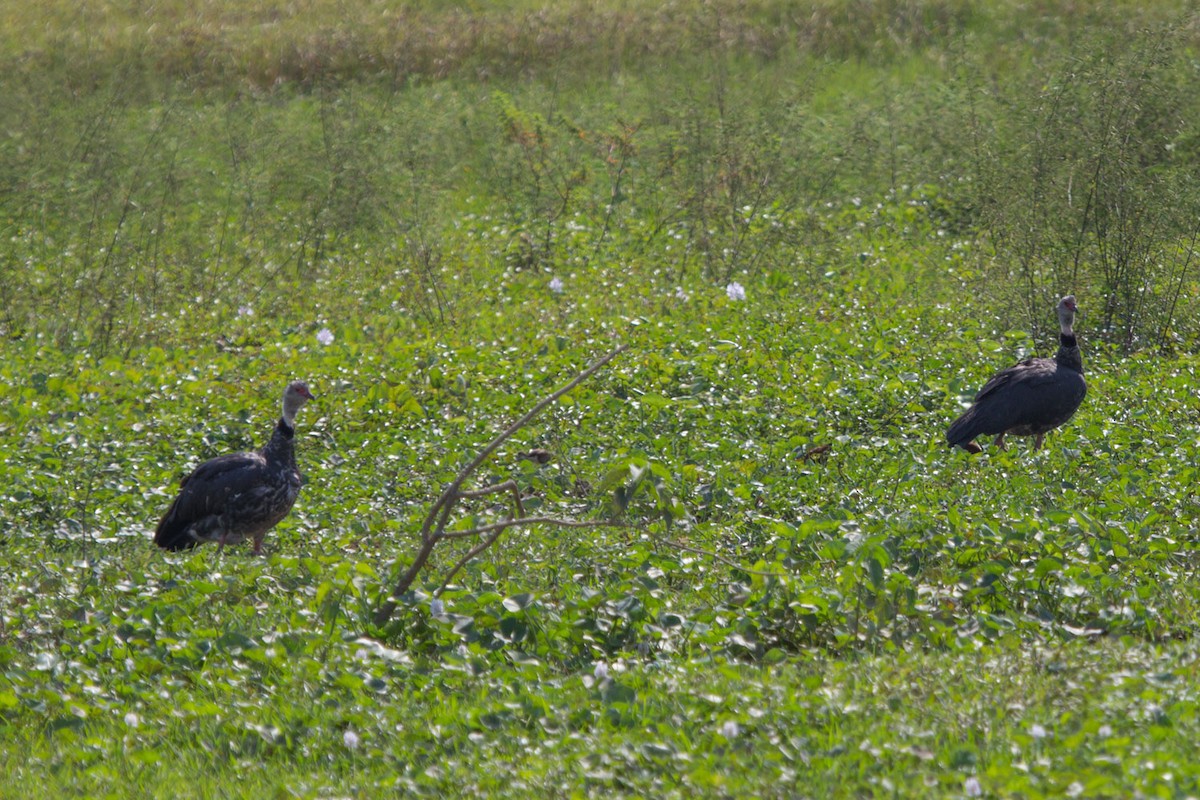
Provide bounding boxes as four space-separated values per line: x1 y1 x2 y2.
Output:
372 344 630 626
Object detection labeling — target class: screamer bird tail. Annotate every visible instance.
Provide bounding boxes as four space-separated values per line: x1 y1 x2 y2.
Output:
153 503 197 551
945 406 985 450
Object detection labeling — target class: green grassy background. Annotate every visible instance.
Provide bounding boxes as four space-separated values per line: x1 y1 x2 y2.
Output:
3 1 1200 797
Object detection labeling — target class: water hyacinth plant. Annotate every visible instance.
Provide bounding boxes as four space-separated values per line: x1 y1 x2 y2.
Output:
1 3 1200 798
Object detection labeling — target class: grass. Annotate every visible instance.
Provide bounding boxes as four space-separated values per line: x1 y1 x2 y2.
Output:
4 0 1200 797
6 639 1197 796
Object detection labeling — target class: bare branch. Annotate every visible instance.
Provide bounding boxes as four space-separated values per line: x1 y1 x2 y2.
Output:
435 516 619 540
416 344 629 542
458 479 526 518
428 491 457 545
372 344 630 627
378 541 439 621
437 524 508 596
457 481 519 499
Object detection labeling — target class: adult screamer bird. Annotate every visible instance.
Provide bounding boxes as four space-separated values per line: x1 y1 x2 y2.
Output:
154 380 314 554
946 295 1086 454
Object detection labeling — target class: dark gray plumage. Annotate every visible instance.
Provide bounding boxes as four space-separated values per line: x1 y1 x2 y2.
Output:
154 380 314 554
947 296 1086 454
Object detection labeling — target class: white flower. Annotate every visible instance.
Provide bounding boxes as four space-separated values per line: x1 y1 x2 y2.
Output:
674 287 689 301
963 776 982 797
719 720 740 739
316 327 334 346
593 662 609 681
123 712 140 728
343 729 360 749
430 598 445 616
1098 724 1112 737
237 305 253 317
725 281 746 302
549 277 564 294
1030 723 1047 738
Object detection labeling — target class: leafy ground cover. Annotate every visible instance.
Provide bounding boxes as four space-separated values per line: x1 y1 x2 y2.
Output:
3 1 1200 797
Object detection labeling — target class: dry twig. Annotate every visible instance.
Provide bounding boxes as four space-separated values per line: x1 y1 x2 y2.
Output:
372 344 630 626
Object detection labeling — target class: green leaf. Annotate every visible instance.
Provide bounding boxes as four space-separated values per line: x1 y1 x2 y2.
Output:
502 593 535 612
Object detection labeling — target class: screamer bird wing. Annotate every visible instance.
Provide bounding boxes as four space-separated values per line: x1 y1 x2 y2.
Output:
154 451 271 550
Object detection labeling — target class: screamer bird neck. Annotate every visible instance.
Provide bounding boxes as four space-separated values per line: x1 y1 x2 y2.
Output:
260 418 297 467
1056 332 1082 373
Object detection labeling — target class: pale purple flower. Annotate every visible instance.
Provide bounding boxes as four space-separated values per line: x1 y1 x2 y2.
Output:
343 729 360 749
719 720 740 739
430 598 445 616
593 662 609 681
123 712 140 728
1030 723 1047 739
237 305 253 318
316 327 335 346
674 287 689 301
963 776 982 797
725 281 746 302
549 277 564 294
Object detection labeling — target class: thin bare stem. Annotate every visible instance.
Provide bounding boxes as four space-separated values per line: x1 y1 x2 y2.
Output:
435 517 619 540
437 525 509 596
373 344 630 627
459 479 526 517
416 344 628 542
1160 222 1200 351
377 541 439 623
457 482 516 498
428 492 457 545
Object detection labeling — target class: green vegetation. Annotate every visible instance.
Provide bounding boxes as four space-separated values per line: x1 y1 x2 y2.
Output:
3 1 1200 796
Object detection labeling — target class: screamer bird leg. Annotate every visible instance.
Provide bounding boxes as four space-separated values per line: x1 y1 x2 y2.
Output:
1033 433 1045 451
993 433 1007 450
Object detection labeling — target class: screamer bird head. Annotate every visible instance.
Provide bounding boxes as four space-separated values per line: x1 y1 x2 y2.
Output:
282 380 314 426
1056 295 1077 335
